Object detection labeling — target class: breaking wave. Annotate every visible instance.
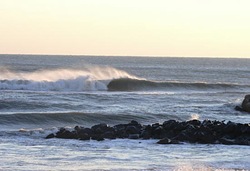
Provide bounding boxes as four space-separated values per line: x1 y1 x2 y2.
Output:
0 67 248 92
0 67 138 91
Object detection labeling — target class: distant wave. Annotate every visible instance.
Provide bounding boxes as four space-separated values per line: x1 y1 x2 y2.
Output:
1 68 248 92
0 67 138 91
107 78 247 91
0 77 108 91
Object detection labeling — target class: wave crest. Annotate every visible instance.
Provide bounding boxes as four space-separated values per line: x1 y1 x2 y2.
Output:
107 78 245 91
0 67 138 91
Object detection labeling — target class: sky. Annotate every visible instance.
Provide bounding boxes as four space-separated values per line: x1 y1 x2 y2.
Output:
0 0 250 58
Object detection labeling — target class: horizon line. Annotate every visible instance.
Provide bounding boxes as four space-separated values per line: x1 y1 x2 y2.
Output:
0 53 249 59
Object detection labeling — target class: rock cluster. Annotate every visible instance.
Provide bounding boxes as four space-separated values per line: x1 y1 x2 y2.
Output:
46 119 250 146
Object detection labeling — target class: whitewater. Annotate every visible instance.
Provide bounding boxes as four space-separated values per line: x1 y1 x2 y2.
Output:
0 54 250 170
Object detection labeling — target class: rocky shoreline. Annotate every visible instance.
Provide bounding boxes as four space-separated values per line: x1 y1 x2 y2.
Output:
46 119 250 146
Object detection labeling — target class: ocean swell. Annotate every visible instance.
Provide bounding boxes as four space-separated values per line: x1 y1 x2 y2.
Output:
107 78 246 91
0 112 160 129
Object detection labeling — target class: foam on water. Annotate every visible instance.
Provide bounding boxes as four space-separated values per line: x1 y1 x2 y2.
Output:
189 114 200 120
0 67 138 91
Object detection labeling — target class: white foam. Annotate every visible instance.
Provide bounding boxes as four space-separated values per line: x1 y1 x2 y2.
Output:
189 113 200 120
0 67 138 91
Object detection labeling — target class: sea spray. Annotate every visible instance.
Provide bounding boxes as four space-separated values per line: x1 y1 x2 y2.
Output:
189 114 200 120
0 66 138 91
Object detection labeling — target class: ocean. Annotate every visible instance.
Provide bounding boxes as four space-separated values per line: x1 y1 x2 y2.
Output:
0 54 250 171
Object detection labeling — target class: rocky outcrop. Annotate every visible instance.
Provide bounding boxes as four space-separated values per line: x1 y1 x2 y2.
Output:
242 95 250 112
235 94 250 113
46 119 250 146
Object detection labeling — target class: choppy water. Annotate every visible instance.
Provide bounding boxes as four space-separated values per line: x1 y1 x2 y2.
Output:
0 55 250 170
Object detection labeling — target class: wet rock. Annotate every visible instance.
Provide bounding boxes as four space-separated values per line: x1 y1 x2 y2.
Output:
235 138 250 146
78 128 93 136
130 120 140 125
128 134 140 139
161 130 176 139
46 119 250 146
174 132 194 142
235 106 244 111
152 125 164 139
114 124 127 138
225 121 237 131
91 123 110 134
236 94 250 113
173 122 187 133
102 131 116 139
242 94 250 113
45 133 55 139
157 138 179 144
79 133 90 140
74 125 84 131
219 137 236 145
126 125 140 134
195 130 216 144
163 120 178 130
56 129 77 139
91 135 105 141
140 130 151 139
186 119 201 127
240 124 250 134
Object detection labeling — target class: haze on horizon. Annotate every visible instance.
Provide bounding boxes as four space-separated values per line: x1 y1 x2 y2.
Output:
0 0 250 58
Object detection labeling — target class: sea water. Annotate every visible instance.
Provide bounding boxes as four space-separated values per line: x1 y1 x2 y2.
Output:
0 55 250 170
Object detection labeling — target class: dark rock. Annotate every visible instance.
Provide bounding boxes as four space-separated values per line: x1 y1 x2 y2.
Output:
56 129 77 139
126 125 140 134
152 123 160 129
240 124 250 134
163 120 177 130
174 132 193 142
76 128 93 140
235 106 244 111
102 131 116 139
242 94 250 113
161 130 176 139
114 124 127 138
157 138 179 144
91 123 110 134
128 134 140 139
78 128 93 136
79 133 90 140
186 119 201 127
202 120 213 127
45 133 55 139
195 131 216 144
74 125 84 131
91 135 105 141
235 138 250 146
140 130 151 139
173 122 187 132
236 94 250 113
152 125 164 139
219 137 236 145
46 119 250 146
222 121 237 135
130 120 140 125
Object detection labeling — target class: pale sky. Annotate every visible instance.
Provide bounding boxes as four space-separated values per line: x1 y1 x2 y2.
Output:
0 0 250 57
